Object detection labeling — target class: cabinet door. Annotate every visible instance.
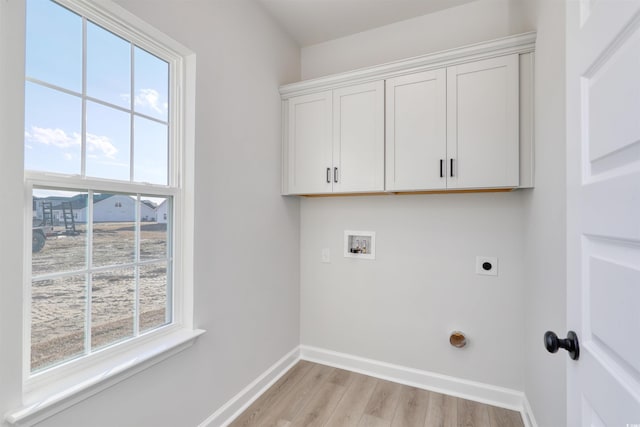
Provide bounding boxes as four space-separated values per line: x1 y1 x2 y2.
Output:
385 70 447 191
447 55 519 189
287 91 333 194
332 81 384 193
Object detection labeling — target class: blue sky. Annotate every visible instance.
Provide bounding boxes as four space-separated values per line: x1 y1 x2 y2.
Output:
24 0 170 185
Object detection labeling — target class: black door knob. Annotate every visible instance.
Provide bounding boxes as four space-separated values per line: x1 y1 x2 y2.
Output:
544 330 580 360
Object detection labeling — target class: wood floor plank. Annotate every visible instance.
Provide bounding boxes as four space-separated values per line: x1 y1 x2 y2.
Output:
359 413 392 427
424 392 444 427
443 395 459 427
289 381 347 427
229 361 313 427
327 367 354 387
325 373 378 427
457 398 490 427
229 362 523 427
487 405 524 427
362 379 402 422
259 363 335 427
391 386 430 427
424 392 457 427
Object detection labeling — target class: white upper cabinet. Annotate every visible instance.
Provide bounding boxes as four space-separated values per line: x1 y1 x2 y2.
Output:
286 91 333 195
281 33 535 196
386 69 447 191
333 81 384 193
284 81 384 195
446 54 519 189
386 55 519 192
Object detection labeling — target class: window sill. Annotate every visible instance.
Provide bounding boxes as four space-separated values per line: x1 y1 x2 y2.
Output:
5 328 205 427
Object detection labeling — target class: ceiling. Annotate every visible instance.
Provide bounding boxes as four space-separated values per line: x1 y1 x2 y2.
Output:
256 0 477 47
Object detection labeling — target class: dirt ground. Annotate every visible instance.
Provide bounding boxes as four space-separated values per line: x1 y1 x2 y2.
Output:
31 222 169 372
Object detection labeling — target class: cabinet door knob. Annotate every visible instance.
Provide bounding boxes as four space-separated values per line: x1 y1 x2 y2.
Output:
450 158 454 177
440 159 444 178
326 167 331 183
334 167 339 183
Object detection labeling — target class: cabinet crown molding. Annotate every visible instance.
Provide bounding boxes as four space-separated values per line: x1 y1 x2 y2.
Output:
280 31 536 98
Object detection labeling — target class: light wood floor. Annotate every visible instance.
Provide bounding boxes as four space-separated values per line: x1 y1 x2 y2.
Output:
229 361 524 427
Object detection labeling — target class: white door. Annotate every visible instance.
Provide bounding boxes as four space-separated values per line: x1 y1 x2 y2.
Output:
287 91 333 194
385 69 446 191
447 55 519 189
333 81 384 193
566 1 640 425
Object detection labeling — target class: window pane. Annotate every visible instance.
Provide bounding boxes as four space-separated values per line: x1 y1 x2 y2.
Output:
24 0 178 372
139 263 170 333
91 268 134 350
92 194 136 267
26 0 82 92
134 117 168 184
140 197 168 261
134 47 168 121
32 189 87 276
25 82 82 174
86 102 131 180
31 275 86 372
87 22 131 108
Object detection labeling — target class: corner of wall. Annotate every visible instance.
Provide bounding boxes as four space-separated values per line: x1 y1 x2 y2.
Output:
522 0 567 426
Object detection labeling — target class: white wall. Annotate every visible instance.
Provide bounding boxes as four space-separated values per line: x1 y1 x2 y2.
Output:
301 0 534 79
522 1 567 426
298 0 535 392
0 0 301 426
301 193 526 389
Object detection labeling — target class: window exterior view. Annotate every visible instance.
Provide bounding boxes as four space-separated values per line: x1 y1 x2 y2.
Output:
25 0 175 373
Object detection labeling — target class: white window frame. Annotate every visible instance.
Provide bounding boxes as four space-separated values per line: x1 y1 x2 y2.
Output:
6 1 202 425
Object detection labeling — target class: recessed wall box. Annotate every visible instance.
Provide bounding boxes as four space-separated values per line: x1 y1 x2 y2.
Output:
344 230 375 260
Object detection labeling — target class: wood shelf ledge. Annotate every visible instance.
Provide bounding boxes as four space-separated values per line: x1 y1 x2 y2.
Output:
295 188 516 197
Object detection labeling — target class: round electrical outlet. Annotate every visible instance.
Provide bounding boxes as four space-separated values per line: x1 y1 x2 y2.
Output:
476 256 498 276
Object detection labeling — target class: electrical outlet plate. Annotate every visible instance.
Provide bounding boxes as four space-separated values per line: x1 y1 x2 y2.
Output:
476 256 498 276
321 248 331 263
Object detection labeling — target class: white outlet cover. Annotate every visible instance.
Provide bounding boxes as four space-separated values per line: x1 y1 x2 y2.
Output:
321 248 331 263
476 256 498 276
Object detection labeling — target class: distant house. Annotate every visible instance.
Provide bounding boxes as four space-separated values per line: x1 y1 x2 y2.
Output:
34 194 157 223
80 195 156 222
156 199 169 224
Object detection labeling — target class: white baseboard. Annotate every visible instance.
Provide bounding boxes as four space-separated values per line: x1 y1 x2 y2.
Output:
199 344 538 427
521 395 539 427
197 347 300 427
300 345 526 413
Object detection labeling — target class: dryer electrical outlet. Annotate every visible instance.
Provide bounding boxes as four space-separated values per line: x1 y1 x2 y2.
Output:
476 256 498 276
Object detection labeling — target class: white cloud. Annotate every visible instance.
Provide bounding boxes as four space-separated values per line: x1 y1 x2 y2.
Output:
119 89 168 115
25 126 119 159
86 133 118 159
25 127 79 149
134 88 166 114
